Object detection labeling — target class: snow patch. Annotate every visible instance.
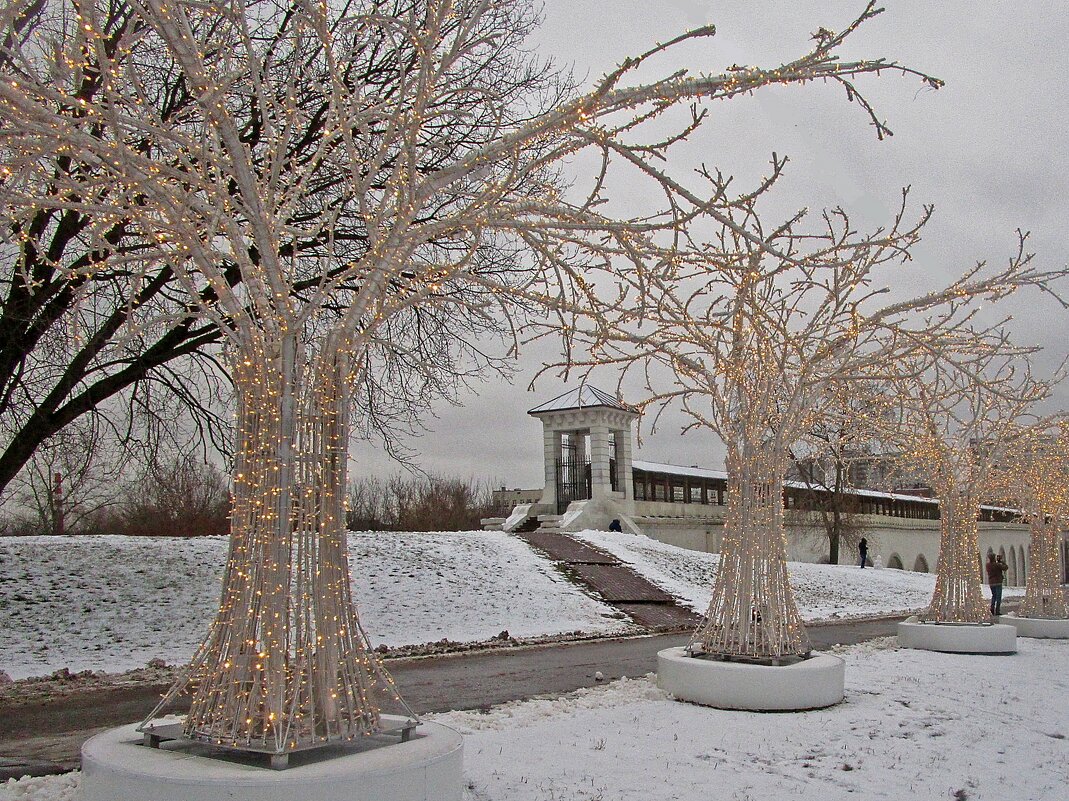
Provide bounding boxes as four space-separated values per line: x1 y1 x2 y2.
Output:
11 638 1069 800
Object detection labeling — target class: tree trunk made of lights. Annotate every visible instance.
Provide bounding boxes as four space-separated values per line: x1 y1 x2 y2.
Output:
143 333 406 753
1019 517 1069 619
927 493 987 622
691 446 810 660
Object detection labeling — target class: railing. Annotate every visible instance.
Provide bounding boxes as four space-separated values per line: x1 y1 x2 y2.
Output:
555 457 592 515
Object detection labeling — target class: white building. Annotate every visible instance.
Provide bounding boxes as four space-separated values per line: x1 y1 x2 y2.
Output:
486 386 1069 587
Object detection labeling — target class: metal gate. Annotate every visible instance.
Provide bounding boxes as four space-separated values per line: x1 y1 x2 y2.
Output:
555 457 591 515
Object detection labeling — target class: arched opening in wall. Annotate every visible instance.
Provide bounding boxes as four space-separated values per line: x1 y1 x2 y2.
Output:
1008 546 1019 587
887 553 903 570
1020 545 1027 586
914 553 929 573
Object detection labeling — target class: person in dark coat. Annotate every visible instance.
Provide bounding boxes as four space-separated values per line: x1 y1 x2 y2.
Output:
858 537 869 568
608 519 623 532
986 552 1007 616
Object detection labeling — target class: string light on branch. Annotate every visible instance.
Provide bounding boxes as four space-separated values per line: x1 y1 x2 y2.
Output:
547 195 1067 656
1 0 958 746
889 355 1061 624
992 421 1069 621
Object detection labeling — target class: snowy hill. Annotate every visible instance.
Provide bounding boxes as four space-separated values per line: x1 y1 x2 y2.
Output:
0 529 990 680
573 529 948 620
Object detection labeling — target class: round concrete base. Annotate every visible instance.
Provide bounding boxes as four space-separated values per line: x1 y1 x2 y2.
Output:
1000 613 1069 639
78 723 463 801
896 616 1017 654
656 647 845 711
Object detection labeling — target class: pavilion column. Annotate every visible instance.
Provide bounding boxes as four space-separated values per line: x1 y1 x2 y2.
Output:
541 427 562 511
589 424 612 499
617 426 635 501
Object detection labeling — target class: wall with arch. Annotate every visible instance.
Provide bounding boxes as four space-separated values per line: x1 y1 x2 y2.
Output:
621 506 1034 582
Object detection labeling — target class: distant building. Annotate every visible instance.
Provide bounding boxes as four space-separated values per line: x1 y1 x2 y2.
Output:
483 385 1067 585
491 487 542 513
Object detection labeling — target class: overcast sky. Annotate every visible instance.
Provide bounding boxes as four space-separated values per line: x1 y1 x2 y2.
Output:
349 1 1069 489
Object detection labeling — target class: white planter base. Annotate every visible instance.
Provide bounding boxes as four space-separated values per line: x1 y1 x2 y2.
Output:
897 616 1016 654
656 647 845 711
77 722 463 801
1000 613 1069 639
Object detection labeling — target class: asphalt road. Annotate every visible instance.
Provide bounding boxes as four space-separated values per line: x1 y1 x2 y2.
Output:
0 615 904 773
387 614 904 713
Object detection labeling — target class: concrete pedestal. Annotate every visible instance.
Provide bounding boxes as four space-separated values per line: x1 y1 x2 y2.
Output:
656 647 845 711
77 722 463 801
1000 613 1069 639
896 616 1017 654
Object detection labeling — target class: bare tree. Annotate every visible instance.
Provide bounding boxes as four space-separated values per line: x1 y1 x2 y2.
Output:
0 0 232 492
345 475 394 531
9 413 123 535
346 473 495 531
0 0 944 753
788 447 866 566
787 384 894 564
559 193 1066 659
110 454 231 538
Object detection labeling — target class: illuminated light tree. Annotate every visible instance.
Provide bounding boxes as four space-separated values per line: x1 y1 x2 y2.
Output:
0 0 944 752
559 197 1065 660
994 421 1069 620
0 0 552 497
888 341 1061 623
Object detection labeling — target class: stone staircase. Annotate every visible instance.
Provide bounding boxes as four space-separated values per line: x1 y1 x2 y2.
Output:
533 514 562 533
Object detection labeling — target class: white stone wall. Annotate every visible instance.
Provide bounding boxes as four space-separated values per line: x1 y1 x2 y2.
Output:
566 497 1036 587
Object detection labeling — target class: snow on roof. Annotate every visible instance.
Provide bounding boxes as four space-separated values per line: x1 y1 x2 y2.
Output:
633 459 727 481
633 459 1023 513
527 385 637 415
633 459 949 506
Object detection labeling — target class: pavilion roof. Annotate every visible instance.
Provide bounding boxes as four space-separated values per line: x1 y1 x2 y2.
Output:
527 385 637 416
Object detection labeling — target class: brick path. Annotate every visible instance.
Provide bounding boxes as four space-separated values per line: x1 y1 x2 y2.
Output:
514 531 701 629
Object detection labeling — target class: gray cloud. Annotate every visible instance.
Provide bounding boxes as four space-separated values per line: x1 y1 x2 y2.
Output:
349 1 1069 488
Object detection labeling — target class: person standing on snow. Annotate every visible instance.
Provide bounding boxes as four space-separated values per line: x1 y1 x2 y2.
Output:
986 552 1008 616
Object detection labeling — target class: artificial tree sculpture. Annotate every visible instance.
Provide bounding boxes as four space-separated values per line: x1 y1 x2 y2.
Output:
996 421 1069 620
0 0 945 752
563 194 1064 659
889 351 1059 623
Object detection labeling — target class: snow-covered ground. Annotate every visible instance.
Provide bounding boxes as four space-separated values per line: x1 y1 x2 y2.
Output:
5 637 1067 801
440 637 1069 801
0 532 627 679
575 529 1020 620
0 530 1017 680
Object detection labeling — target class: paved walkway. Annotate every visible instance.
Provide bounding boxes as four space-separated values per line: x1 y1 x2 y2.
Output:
515 531 700 628
0 615 905 775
